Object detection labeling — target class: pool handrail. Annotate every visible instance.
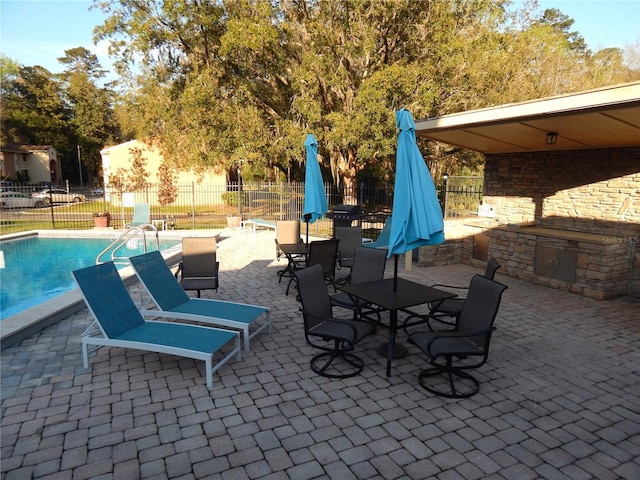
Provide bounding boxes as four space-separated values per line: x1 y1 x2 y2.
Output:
96 225 159 265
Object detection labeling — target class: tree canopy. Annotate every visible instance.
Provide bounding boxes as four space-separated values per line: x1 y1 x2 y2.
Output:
1 48 121 184
2 0 637 190
92 0 637 190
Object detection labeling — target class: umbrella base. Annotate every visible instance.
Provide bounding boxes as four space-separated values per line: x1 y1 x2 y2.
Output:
376 342 408 359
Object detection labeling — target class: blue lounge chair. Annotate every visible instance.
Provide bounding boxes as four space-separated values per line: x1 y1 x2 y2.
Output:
125 203 151 228
129 251 271 351
363 216 392 249
73 262 241 388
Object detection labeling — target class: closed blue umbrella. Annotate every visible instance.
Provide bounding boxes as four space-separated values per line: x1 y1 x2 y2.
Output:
302 133 328 244
388 109 445 288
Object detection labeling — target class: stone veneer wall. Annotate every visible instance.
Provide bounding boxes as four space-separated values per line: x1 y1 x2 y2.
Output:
417 147 639 299
487 227 633 299
483 147 639 238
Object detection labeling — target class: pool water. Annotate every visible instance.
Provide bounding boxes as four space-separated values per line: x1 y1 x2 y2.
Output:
0 236 180 319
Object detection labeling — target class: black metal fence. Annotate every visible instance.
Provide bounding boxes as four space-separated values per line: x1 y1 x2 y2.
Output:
442 176 484 218
0 178 482 237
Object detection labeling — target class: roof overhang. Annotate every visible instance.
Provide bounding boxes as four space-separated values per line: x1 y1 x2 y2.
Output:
415 82 640 154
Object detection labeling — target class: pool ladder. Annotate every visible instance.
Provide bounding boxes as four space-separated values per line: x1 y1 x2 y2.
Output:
96 224 160 265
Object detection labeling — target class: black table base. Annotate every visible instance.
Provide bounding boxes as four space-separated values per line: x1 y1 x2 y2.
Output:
376 342 408 359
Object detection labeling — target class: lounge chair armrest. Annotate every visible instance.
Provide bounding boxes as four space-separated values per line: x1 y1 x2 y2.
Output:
175 262 184 279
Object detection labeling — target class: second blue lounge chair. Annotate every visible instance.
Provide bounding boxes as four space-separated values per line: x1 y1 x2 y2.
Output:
129 251 271 351
363 216 392 249
73 262 241 388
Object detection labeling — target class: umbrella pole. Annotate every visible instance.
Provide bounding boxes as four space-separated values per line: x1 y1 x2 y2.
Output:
394 254 398 291
304 214 312 246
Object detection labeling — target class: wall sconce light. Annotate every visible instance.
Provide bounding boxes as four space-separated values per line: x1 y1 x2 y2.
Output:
546 132 558 145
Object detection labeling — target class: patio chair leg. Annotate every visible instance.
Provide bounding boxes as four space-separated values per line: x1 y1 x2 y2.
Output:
286 276 295 296
310 342 365 379
418 358 481 399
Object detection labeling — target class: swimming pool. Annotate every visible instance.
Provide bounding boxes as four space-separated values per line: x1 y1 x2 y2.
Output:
0 235 181 319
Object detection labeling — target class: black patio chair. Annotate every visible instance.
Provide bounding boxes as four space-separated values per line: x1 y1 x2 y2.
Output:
402 257 501 332
286 238 339 296
334 226 363 284
331 246 387 324
295 264 376 378
408 274 508 398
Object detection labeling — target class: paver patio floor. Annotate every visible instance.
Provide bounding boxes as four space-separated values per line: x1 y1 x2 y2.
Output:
2 229 639 479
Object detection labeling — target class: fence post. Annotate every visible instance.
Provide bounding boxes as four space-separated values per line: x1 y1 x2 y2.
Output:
191 182 196 229
442 174 449 219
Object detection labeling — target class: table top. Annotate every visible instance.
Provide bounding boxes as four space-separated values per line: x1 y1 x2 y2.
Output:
337 277 456 310
276 242 308 255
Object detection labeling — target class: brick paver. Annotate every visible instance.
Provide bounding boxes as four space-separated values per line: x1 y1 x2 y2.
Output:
2 228 639 479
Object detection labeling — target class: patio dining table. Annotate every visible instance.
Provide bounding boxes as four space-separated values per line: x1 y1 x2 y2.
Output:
276 242 308 283
337 278 456 376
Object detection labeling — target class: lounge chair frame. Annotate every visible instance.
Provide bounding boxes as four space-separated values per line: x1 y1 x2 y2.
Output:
74 262 241 388
130 251 271 351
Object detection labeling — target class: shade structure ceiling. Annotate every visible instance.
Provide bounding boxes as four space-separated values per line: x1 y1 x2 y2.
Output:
414 82 640 154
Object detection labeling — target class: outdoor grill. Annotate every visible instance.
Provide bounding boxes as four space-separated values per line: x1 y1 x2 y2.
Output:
327 204 362 236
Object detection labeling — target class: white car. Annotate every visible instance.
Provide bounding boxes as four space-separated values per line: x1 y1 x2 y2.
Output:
0 191 45 209
32 188 86 205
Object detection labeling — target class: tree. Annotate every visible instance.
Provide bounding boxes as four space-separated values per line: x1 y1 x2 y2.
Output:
1 64 72 149
157 159 177 206
537 7 589 54
58 47 121 180
1 49 121 185
92 0 639 192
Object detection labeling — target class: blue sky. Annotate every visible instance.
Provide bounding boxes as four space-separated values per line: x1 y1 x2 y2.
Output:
1 0 639 76
1 1 113 73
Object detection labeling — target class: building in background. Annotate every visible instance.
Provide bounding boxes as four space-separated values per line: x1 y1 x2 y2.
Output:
99 140 227 206
0 144 63 185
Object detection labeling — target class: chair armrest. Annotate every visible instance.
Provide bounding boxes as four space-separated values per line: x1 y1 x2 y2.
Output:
302 309 359 341
426 326 496 353
431 283 469 291
174 262 183 279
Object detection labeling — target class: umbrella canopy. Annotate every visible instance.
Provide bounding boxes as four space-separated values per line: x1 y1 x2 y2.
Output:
387 108 445 259
302 133 328 225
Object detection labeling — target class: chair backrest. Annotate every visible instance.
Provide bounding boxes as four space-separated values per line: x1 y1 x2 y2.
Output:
130 203 150 225
181 237 217 277
295 264 333 330
276 220 302 244
307 239 339 277
457 275 508 346
129 251 192 310
365 216 392 248
73 262 145 339
335 226 362 263
484 257 501 280
350 246 387 284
